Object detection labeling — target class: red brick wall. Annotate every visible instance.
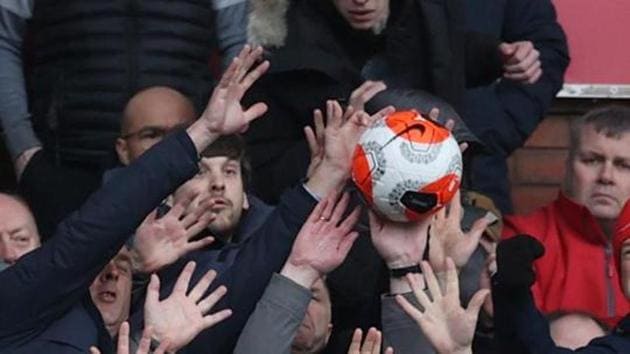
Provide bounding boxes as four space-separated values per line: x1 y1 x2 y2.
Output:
508 99 630 214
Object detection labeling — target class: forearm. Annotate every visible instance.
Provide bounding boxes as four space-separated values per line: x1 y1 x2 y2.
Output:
190 185 318 353
233 273 312 354
0 5 41 160
0 130 199 332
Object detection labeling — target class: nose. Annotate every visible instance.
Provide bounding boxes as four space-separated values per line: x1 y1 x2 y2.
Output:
598 162 615 184
4 247 20 264
100 261 119 282
209 172 225 194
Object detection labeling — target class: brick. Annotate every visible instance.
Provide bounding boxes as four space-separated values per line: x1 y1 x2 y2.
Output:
511 185 559 214
524 116 571 148
510 148 568 184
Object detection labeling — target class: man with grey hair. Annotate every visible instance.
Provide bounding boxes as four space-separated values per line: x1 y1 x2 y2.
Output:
501 105 630 328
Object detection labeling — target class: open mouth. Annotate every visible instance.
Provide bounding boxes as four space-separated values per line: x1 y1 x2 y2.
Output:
97 291 117 303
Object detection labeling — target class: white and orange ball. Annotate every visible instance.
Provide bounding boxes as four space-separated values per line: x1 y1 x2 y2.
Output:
351 110 462 222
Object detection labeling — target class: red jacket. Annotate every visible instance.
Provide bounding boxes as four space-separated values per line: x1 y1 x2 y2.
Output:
502 192 630 327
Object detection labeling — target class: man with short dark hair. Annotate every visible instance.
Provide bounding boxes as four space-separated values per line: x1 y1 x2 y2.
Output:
502 106 630 327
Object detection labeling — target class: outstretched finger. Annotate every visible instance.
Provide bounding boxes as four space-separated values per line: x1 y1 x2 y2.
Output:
186 235 216 253
189 269 218 303
89 347 102 354
428 108 440 122
328 100 344 129
240 59 270 94
235 45 262 83
243 102 269 126
466 288 490 321
444 258 460 299
117 322 131 354
338 231 359 260
198 285 228 314
306 197 330 225
137 326 156 354
145 274 161 311
365 328 382 354
447 190 463 225
320 192 339 222
370 105 395 124
421 261 443 299
202 308 233 328
330 192 350 225
173 261 196 294
339 206 361 234
151 339 171 354
395 294 423 323
347 328 363 353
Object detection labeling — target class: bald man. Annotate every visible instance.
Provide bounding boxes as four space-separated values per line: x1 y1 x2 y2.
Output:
116 86 197 165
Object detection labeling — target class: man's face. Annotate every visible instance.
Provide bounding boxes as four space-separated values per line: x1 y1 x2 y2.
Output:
174 156 248 238
622 240 630 297
89 247 133 337
0 196 40 264
292 279 333 353
567 124 630 223
332 0 389 31
116 88 196 165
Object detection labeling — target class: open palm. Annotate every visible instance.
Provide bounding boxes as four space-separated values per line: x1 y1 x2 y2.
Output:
144 262 232 351
200 45 270 135
396 259 488 354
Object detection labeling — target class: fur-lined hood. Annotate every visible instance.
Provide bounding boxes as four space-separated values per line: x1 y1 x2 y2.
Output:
247 0 290 47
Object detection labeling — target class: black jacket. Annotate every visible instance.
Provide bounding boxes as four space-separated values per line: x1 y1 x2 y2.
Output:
244 0 503 203
0 130 199 353
28 0 216 164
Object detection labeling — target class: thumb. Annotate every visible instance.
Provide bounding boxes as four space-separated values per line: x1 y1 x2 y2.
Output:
145 274 161 311
466 289 490 319
498 42 515 58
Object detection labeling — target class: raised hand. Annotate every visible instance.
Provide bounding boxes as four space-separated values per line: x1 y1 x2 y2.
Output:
200 45 270 135
499 41 542 84
281 192 361 288
347 328 394 354
132 199 216 273
369 210 431 269
395 259 489 354
144 262 232 351
305 100 394 198
428 190 491 272
348 80 387 113
89 322 169 354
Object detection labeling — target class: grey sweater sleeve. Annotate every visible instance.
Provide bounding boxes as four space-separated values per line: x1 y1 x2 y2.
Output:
0 0 41 160
382 293 436 354
212 0 247 69
233 273 313 354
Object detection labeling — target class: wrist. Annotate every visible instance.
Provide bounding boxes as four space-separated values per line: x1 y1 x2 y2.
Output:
305 161 348 198
280 261 321 289
186 120 220 154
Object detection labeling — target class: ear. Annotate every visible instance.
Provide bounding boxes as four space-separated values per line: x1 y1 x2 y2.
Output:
115 138 130 166
242 193 250 210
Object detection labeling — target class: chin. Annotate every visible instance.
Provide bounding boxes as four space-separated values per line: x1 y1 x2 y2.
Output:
589 204 621 221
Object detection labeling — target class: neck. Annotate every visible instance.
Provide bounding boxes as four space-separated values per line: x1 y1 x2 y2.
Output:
598 218 615 239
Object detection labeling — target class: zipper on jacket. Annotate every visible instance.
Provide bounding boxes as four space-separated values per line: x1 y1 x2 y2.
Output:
604 242 616 317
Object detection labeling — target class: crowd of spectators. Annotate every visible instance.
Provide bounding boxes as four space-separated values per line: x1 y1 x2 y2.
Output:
1 0 629 354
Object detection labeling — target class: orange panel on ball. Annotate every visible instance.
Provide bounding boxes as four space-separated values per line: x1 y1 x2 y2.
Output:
385 111 450 145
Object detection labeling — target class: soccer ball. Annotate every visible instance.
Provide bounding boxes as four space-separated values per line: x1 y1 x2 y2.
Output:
351 110 462 222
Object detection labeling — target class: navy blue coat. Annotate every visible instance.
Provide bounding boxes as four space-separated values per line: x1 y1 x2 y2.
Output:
493 278 630 353
461 0 570 212
0 130 200 354
129 185 317 354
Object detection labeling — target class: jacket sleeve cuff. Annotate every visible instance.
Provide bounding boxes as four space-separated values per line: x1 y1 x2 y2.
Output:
261 273 313 317
4 120 41 160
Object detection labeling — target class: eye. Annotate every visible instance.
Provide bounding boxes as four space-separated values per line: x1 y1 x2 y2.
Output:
139 128 165 140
